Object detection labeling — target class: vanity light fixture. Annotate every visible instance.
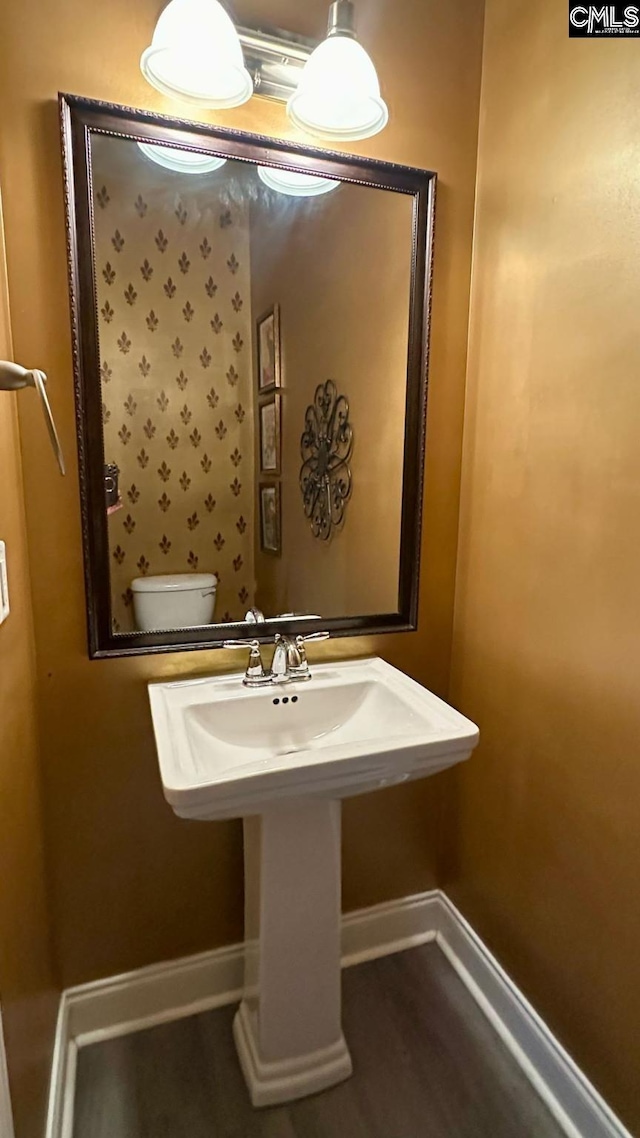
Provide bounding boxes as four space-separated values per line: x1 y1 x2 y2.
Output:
140 1 388 141
140 0 253 109
287 0 388 142
137 141 227 174
257 166 340 197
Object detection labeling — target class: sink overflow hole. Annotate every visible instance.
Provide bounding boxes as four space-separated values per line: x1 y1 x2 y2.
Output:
272 696 299 706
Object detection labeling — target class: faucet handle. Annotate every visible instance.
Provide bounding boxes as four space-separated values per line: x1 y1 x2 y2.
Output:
285 630 330 681
222 638 269 687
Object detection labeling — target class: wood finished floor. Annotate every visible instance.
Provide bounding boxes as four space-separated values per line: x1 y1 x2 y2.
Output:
73 944 565 1138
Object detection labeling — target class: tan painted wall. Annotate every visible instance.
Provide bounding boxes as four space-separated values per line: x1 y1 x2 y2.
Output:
0 0 483 987
250 181 411 619
0 198 58 1138
448 0 640 1129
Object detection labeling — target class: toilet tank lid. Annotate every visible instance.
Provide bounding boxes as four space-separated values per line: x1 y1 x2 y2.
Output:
131 573 217 593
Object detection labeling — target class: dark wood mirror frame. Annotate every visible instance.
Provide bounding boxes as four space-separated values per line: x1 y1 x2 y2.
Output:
59 93 436 659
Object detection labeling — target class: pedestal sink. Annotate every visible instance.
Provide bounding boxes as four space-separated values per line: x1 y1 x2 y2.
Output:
149 656 478 1107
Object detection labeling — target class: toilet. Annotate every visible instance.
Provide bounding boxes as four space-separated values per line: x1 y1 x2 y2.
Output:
131 573 217 632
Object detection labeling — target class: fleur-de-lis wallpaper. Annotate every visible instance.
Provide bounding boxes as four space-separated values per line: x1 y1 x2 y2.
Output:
92 137 255 631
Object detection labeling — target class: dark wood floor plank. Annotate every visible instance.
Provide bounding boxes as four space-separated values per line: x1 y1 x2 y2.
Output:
74 1033 141 1138
368 948 560 1137
74 943 566 1138
134 1014 219 1138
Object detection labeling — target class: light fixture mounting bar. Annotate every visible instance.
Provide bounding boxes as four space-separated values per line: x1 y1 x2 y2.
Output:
328 0 357 37
237 26 316 103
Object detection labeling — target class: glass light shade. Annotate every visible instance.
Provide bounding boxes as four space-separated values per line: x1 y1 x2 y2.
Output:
257 166 340 197
140 0 253 109
287 35 388 142
137 141 227 174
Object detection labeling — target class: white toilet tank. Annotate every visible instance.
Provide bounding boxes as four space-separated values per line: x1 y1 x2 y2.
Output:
131 573 217 632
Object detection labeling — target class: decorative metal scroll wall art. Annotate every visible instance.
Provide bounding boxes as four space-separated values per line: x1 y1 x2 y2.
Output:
300 380 353 540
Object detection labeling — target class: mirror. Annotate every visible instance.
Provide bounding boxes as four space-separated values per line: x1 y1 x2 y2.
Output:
60 95 435 657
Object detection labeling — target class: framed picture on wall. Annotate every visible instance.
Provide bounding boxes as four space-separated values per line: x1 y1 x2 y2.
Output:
259 482 281 555
259 393 281 475
256 304 281 394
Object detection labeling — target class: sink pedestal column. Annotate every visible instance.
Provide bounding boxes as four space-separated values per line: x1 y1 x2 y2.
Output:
233 798 353 1107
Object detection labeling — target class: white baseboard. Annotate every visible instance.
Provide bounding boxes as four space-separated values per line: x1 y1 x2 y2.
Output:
46 890 632 1138
45 997 75 1138
434 895 632 1138
0 1008 16 1138
66 941 245 1048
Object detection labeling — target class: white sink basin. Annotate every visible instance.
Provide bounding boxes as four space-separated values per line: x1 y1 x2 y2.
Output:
149 657 478 820
148 655 478 1109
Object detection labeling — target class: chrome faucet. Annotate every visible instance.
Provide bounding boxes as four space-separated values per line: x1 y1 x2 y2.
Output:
271 632 329 683
271 634 302 682
245 607 265 625
223 611 329 687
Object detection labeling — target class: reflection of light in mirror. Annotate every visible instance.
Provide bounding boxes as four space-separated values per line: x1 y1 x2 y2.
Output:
257 167 340 198
139 0 253 109
137 141 227 174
